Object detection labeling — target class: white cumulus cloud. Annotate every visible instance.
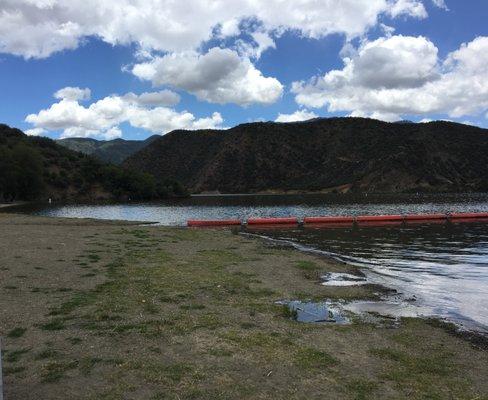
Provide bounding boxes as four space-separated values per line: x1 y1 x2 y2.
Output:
275 110 318 123
292 35 488 121
24 127 46 136
123 90 180 107
0 0 436 59
132 47 283 106
25 87 225 139
54 87 91 101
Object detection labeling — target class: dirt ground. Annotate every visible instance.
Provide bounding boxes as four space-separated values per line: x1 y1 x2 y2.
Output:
0 212 487 399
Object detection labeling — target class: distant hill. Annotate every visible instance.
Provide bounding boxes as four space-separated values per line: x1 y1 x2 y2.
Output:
0 124 186 202
57 136 158 164
124 117 488 194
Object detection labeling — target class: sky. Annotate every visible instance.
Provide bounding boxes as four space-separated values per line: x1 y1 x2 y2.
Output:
0 0 487 141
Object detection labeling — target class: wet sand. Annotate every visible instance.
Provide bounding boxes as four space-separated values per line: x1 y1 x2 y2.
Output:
1 213 487 399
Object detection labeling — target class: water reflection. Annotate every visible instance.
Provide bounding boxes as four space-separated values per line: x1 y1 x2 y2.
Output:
13 192 488 226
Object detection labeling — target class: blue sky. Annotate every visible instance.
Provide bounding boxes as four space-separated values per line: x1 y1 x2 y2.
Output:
0 0 487 140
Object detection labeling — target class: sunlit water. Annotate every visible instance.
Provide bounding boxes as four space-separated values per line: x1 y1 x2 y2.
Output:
15 193 488 332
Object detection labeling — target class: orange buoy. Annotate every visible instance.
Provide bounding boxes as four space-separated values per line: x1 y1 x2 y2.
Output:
187 219 241 227
247 217 298 225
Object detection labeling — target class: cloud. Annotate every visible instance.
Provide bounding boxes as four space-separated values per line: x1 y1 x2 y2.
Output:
431 0 449 10
54 87 91 101
275 110 318 123
132 47 283 106
25 87 225 139
24 127 46 136
292 35 488 121
123 90 180 107
387 0 427 18
0 0 436 59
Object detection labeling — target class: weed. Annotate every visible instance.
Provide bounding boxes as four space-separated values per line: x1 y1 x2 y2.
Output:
294 347 338 370
7 327 27 338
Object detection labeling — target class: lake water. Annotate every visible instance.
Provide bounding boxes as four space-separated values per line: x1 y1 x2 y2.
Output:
15 193 488 333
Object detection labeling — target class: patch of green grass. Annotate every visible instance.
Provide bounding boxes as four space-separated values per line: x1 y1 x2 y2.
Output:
66 337 82 345
240 322 257 329
7 327 27 338
35 349 59 360
345 379 379 400
135 362 196 384
295 260 320 271
5 348 31 362
294 347 338 370
87 254 101 263
40 318 66 331
3 366 26 376
208 348 234 357
294 260 323 280
41 361 78 383
278 304 298 320
369 347 456 382
180 303 206 310
79 357 103 376
49 291 96 316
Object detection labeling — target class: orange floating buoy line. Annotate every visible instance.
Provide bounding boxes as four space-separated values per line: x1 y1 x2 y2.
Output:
187 212 488 227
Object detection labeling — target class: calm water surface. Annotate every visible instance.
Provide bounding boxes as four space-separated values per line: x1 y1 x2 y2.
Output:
18 193 488 332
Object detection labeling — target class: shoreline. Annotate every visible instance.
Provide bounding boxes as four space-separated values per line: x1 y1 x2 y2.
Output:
1 212 487 399
0 202 29 209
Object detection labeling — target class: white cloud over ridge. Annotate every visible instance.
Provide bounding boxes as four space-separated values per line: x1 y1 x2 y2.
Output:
132 47 283 106
0 0 433 59
275 110 318 123
292 35 488 121
25 88 225 139
54 87 91 102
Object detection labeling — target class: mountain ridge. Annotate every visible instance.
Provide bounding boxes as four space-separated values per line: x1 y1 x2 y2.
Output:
57 135 159 164
0 124 185 202
123 117 488 194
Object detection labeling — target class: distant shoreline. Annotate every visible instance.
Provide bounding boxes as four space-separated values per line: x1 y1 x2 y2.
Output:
0 201 29 209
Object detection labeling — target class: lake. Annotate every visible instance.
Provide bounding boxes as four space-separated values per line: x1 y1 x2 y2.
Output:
14 192 488 333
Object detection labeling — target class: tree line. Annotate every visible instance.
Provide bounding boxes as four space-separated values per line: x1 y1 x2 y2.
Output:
0 126 187 202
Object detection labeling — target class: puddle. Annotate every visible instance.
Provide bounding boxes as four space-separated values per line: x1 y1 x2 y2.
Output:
277 300 349 324
321 272 368 286
276 297 425 328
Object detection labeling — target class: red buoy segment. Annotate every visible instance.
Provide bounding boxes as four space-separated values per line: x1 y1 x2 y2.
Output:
303 216 355 224
404 213 446 221
187 212 488 227
449 212 488 219
356 215 404 223
247 217 298 225
187 219 241 227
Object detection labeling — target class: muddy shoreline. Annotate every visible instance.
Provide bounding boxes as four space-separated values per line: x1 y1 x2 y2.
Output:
1 212 488 399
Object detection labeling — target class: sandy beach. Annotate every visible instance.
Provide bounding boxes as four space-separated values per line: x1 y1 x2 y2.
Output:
1 212 487 399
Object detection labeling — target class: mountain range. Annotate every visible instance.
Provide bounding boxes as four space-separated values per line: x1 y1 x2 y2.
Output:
123 118 488 194
57 135 159 164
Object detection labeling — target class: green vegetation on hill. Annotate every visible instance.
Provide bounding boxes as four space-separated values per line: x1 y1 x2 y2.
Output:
124 118 488 194
0 124 187 202
57 136 158 164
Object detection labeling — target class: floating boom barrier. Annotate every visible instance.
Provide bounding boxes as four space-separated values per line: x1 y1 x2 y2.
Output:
187 212 488 227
